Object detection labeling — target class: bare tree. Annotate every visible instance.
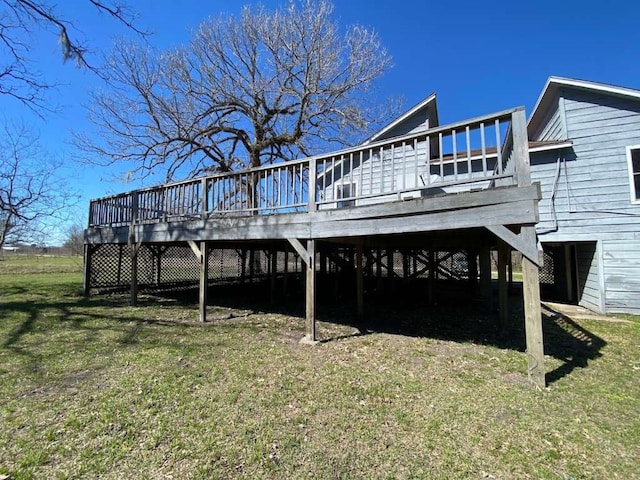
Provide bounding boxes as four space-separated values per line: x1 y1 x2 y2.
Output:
0 0 146 111
0 122 78 248
63 222 85 255
77 0 395 181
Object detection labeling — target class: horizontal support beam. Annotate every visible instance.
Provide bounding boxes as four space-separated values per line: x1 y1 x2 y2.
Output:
309 199 537 239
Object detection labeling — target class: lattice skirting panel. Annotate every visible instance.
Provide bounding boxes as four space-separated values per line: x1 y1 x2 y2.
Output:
86 243 304 293
539 249 555 285
86 243 482 294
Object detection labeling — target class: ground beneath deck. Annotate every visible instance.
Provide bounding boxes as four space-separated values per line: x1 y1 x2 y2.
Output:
118 280 608 387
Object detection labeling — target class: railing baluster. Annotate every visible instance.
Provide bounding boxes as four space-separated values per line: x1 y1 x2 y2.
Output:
359 151 364 199
466 126 472 180
349 153 354 195
379 146 384 194
308 158 316 212
480 122 487 177
414 139 418 188
331 157 336 201
368 148 373 195
495 119 502 175
439 133 444 179
390 144 395 192
452 129 458 181
425 136 431 187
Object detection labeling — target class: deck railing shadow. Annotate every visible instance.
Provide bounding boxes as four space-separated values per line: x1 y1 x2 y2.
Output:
540 303 607 384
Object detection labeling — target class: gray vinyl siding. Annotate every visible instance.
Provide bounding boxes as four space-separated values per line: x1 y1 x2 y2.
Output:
530 150 563 234
532 88 640 244
378 115 428 141
531 86 640 313
531 94 565 141
318 141 428 207
602 239 640 314
576 241 603 313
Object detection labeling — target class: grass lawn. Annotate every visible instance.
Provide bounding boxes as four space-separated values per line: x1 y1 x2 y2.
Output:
1 256 639 479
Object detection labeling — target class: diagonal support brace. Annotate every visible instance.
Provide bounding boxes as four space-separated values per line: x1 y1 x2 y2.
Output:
187 240 201 259
286 238 312 267
486 225 541 266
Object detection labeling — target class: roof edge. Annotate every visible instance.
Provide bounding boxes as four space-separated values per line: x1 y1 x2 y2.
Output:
528 76 640 138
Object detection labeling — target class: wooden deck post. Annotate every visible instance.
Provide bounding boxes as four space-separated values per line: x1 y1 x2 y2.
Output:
155 246 165 286
240 248 247 284
129 191 139 307
283 244 289 296
130 243 139 307
387 247 394 292
513 107 546 388
82 244 93 296
376 249 383 293
468 249 478 286
480 244 492 311
356 241 364 316
117 244 123 285
308 158 317 212
249 249 255 284
305 239 316 341
402 251 409 279
521 227 545 387
498 240 510 329
199 241 209 323
428 249 435 306
270 246 277 305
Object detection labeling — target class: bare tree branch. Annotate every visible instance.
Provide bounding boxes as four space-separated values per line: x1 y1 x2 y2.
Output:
77 0 398 182
0 121 79 248
0 0 148 111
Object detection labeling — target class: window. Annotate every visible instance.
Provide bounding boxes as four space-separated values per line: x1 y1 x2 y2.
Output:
626 145 640 203
336 182 356 208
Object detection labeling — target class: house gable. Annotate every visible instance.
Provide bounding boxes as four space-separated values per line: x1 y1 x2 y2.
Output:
528 76 640 141
364 93 439 144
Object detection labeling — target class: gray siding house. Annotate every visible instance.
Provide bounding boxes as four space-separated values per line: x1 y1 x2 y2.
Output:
529 77 640 314
321 76 640 314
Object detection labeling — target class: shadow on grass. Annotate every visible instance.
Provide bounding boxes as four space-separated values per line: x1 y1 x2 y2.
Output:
1 276 606 385
167 278 607 385
541 304 606 384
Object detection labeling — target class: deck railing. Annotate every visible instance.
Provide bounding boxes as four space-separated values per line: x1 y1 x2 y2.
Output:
88 107 528 228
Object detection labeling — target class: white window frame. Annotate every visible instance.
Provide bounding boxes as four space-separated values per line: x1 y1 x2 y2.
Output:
626 145 640 204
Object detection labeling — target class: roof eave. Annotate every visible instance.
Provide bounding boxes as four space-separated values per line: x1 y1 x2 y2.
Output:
528 76 640 138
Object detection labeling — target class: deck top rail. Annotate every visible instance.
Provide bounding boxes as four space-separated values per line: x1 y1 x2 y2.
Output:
88 107 529 228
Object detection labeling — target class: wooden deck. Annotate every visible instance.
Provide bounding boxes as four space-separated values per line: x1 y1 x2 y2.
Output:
84 107 547 387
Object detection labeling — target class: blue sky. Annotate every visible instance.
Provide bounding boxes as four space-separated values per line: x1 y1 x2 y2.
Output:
2 0 640 244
